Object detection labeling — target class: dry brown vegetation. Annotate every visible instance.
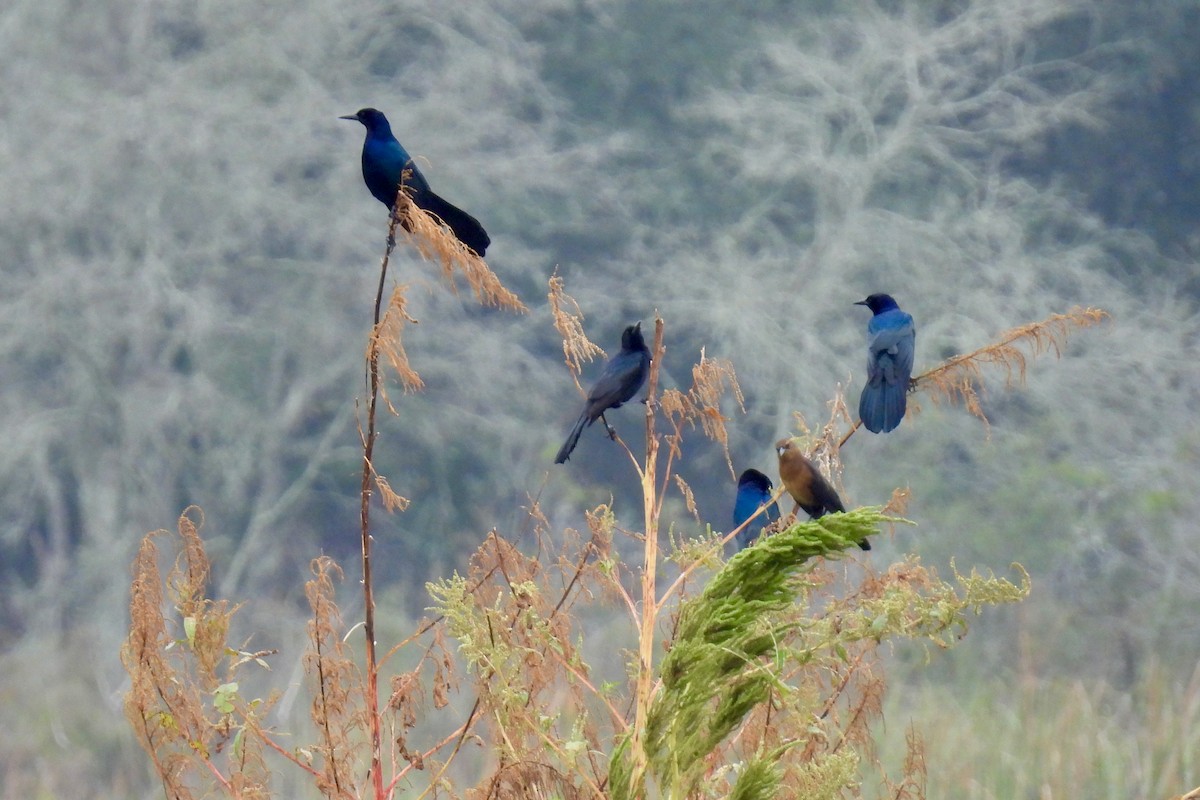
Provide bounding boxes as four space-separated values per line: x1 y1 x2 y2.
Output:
119 274 1107 799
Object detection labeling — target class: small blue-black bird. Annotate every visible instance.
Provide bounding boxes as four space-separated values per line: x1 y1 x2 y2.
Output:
555 323 651 464
776 438 870 550
340 108 490 256
732 468 781 550
855 293 915 434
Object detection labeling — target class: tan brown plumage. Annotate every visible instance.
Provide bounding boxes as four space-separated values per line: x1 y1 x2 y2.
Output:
775 438 870 551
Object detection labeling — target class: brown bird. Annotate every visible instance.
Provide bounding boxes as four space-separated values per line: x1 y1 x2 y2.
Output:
775 438 870 551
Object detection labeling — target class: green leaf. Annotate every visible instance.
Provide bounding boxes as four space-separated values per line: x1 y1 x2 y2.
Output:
213 682 239 714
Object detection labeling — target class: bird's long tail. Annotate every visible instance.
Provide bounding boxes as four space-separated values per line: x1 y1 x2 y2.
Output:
859 379 907 434
554 413 590 464
422 191 491 257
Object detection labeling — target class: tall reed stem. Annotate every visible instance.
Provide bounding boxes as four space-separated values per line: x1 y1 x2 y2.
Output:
630 318 665 792
358 211 402 800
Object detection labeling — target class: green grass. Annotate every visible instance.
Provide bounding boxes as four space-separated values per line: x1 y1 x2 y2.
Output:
870 662 1200 799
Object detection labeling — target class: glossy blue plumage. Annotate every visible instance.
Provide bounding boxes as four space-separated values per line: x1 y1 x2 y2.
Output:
855 293 915 434
340 108 490 256
555 323 651 464
732 468 781 550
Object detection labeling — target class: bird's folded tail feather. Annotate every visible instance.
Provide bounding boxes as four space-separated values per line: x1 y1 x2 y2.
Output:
554 413 591 464
421 191 491 257
859 380 907 434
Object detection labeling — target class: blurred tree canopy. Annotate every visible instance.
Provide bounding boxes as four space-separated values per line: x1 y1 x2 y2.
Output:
0 0 1197 794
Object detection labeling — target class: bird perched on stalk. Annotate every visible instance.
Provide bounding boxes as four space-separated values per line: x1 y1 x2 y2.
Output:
732 468 781 551
555 323 651 464
340 107 490 256
855 293 915 434
775 438 870 551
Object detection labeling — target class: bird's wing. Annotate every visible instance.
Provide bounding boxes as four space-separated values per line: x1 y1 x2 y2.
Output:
364 140 432 200
808 471 846 515
867 316 914 355
732 487 763 528
894 324 915 378
585 350 649 418
736 487 779 524
867 313 915 383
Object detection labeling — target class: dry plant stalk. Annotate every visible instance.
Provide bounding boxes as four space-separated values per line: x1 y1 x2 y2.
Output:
630 318 666 794
349 185 525 799
787 385 855 503
372 473 410 513
659 349 744 488
123 296 1070 799
548 273 606 394
122 507 272 800
916 306 1110 428
394 190 525 312
369 285 425 402
303 557 361 800
430 522 622 800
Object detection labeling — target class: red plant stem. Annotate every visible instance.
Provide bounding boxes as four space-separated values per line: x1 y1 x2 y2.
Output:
359 211 402 800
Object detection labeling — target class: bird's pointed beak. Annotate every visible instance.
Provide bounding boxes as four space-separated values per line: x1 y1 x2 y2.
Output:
338 113 360 122
853 299 868 306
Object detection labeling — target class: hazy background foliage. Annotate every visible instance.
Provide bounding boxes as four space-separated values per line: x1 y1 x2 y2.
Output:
0 0 1197 796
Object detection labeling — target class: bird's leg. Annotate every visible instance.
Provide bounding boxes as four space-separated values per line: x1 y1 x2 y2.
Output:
387 208 399 248
600 413 618 440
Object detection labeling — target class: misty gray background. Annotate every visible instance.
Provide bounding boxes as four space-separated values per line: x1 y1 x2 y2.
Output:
1 0 1197 796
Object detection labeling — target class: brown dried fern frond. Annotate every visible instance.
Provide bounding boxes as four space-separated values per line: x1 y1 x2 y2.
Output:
673 474 700 522
430 627 457 711
833 663 884 756
359 454 410 515
916 306 1109 426
690 350 744 460
883 487 912 516
303 557 362 800
548 273 606 394
124 529 194 798
660 351 744 478
395 191 526 312
172 508 233 682
430 523 620 797
806 384 855 491
172 506 209 612
368 285 424 397
122 508 267 798
472 760 594 800
374 473 411 513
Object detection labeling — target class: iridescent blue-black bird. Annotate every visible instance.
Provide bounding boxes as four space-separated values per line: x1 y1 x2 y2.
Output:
732 468 781 550
855 293 915 434
340 108 490 256
776 438 870 550
555 323 651 464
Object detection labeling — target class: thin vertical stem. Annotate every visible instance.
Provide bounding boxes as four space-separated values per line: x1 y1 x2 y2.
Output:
630 316 665 793
359 210 402 800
